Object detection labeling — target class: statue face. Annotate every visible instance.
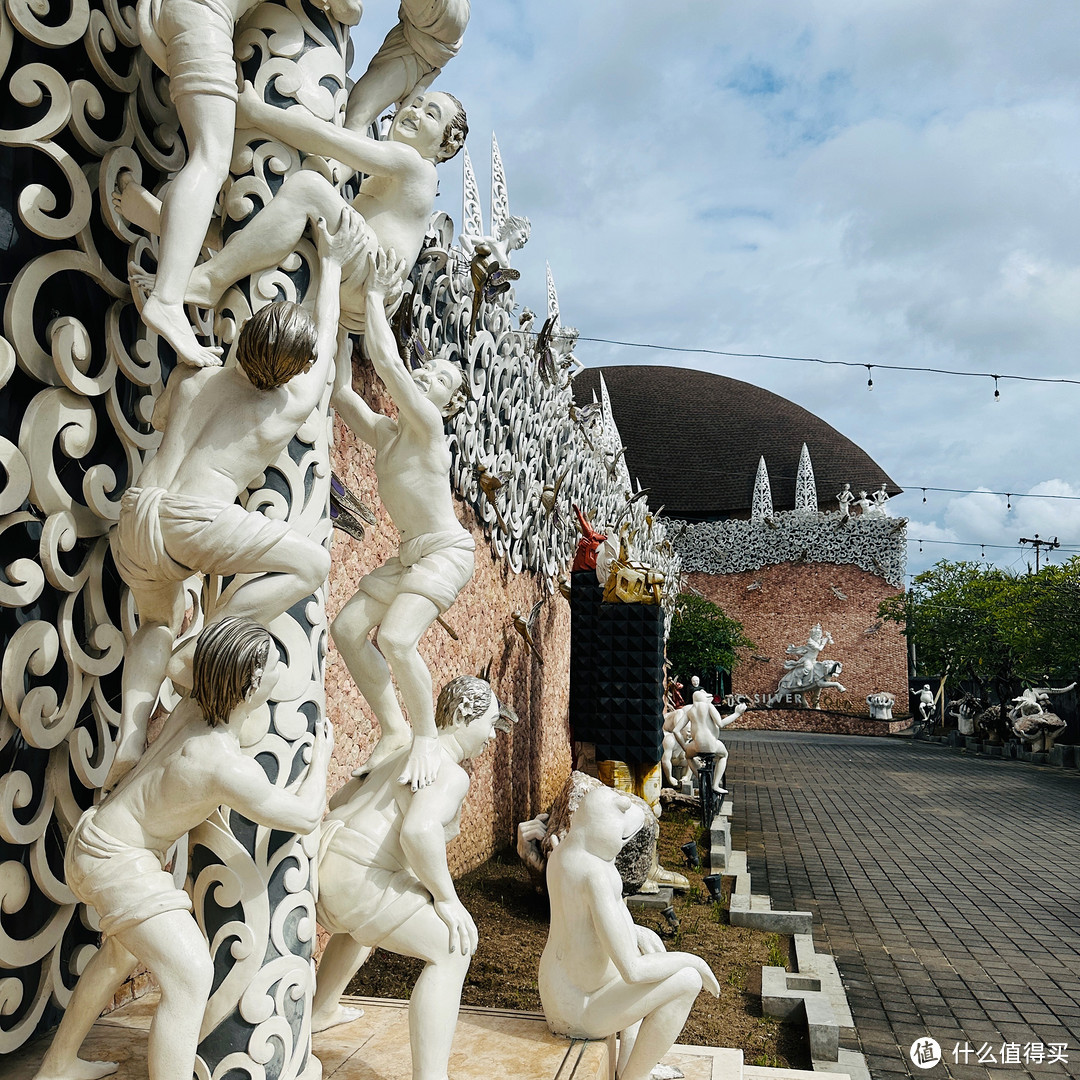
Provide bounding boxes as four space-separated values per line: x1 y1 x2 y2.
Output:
455 693 500 760
391 92 457 161
245 642 281 709
413 357 459 413
576 785 646 854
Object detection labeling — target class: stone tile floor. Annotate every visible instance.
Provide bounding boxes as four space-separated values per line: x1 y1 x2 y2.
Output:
726 731 1080 1079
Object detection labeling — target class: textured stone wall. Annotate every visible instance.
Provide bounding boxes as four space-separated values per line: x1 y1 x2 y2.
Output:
686 561 909 735
326 356 572 877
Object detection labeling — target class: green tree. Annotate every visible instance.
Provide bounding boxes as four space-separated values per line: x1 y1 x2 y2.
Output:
878 557 1080 695
667 593 755 684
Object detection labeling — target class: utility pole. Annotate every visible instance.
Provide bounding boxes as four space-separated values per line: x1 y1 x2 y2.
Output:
1019 533 1059 572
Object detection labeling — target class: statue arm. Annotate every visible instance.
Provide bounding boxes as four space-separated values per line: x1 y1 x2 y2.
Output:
238 83 421 180
331 329 386 447
398 768 477 954
364 265 441 436
585 873 719 994
217 720 333 834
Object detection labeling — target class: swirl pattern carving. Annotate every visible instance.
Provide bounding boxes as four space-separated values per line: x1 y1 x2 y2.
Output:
0 0 344 1071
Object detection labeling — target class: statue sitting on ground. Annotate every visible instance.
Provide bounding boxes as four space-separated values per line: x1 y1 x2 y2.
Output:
330 251 472 789
539 784 719 1080
675 690 747 797
311 676 514 1080
119 90 467 336
33 618 333 1080
105 210 355 790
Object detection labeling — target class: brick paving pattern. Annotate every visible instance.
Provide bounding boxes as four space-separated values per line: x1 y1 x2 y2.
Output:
725 731 1080 1079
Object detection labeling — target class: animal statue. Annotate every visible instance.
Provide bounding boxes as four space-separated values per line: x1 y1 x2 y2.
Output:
1007 684 1074 753
777 659 845 709
946 692 983 736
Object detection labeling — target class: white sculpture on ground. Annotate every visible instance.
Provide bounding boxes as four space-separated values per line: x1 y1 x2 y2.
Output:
675 690 747 797
331 252 472 788
104 211 355 789
1008 684 1074 752
539 784 719 1080
311 676 513 1078
120 90 467 335
345 0 471 132
127 0 363 367
776 624 846 710
914 684 935 727
866 692 895 720
33 618 332 1080
660 705 690 788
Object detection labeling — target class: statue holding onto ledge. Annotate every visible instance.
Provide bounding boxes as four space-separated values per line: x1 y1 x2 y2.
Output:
33 619 332 1080
330 251 473 789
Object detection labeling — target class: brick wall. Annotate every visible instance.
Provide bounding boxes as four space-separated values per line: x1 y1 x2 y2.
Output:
685 561 909 735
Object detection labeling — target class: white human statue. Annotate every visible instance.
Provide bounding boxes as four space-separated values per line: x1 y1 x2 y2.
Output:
104 210 356 790
777 624 846 709
127 0 363 367
461 213 531 266
675 691 747 796
866 482 890 517
853 490 871 516
915 684 935 725
344 0 471 133
539 784 720 1080
659 704 690 788
33 618 333 1080
330 251 473 789
312 676 513 1080
836 482 854 517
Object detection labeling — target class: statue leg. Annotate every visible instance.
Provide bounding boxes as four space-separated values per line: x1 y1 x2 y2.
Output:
105 582 185 792
141 91 234 368
186 171 347 307
33 936 137 1080
114 910 214 1080
311 934 370 1032
330 589 409 771
711 743 729 794
378 907 472 1080
376 592 441 743
580 968 702 1080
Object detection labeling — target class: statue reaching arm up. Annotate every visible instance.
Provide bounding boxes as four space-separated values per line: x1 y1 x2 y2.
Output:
330 250 473 791
33 618 333 1080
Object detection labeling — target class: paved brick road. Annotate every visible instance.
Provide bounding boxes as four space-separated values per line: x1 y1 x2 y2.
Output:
725 731 1080 1080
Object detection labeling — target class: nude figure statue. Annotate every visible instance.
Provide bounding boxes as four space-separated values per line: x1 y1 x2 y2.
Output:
311 676 513 1080
539 784 719 1080
330 250 472 790
119 89 467 337
33 617 333 1080
104 208 359 791
675 690 748 796
129 0 362 367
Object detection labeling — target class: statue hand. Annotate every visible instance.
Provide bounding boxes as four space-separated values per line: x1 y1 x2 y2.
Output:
368 247 408 301
236 81 263 128
635 924 665 955
398 734 441 791
516 813 549 872
695 958 721 998
434 898 478 956
317 207 371 268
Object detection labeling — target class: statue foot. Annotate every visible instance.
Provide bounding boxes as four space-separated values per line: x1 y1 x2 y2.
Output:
35 1058 119 1080
140 294 223 368
351 731 411 778
113 172 161 234
311 1004 364 1033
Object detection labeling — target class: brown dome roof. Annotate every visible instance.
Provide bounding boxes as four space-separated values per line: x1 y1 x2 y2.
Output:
574 365 900 522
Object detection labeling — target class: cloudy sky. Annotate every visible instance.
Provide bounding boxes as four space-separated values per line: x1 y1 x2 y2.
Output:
352 1 1080 579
